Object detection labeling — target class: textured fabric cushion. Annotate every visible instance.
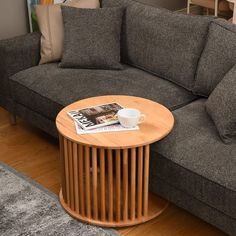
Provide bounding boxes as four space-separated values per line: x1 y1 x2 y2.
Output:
0 32 40 114
206 65 236 143
194 19 236 96
150 99 236 221
0 33 40 98
101 0 131 7
117 3 212 90
9 63 196 120
103 0 213 90
35 0 100 64
60 7 123 69
15 103 59 138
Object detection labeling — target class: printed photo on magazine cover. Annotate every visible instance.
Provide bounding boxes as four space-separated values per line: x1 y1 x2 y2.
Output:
79 103 122 125
68 103 123 130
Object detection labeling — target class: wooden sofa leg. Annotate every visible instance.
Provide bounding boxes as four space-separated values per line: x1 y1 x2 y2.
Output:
9 113 17 125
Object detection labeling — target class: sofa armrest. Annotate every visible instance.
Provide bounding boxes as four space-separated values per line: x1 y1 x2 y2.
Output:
0 32 41 98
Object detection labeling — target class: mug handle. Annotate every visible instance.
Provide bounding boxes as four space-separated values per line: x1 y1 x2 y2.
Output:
138 114 146 124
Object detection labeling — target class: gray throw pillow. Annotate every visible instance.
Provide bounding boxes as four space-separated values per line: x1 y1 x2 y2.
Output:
194 19 236 97
206 65 236 144
60 6 123 70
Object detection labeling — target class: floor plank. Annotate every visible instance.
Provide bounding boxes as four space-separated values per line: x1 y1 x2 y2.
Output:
0 107 226 236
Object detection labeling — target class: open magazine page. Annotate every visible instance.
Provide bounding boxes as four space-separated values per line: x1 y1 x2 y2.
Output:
74 122 139 135
68 103 123 130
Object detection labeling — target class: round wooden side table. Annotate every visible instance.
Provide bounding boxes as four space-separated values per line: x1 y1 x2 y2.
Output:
56 95 174 227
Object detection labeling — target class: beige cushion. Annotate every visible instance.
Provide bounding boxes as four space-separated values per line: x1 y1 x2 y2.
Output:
36 0 100 64
191 0 230 11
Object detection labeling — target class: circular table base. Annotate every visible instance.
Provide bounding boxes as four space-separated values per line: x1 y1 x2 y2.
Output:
59 190 168 227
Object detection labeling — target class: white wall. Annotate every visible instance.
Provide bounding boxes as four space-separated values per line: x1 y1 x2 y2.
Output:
0 0 29 40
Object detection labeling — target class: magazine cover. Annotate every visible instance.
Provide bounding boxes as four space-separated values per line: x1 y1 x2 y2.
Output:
74 122 139 135
68 103 123 130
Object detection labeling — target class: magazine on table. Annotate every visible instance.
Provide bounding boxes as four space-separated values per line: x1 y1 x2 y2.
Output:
74 121 139 135
67 103 123 130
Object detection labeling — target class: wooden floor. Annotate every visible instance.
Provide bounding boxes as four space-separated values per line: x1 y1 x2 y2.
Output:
0 107 227 236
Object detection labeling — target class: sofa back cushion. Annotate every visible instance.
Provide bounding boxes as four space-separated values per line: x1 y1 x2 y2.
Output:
101 0 130 7
103 0 212 90
206 64 236 144
126 4 212 90
193 19 236 97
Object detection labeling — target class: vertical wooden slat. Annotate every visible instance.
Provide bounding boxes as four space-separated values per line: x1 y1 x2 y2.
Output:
68 140 75 210
92 147 98 220
78 145 85 216
73 142 79 213
64 139 70 206
137 146 143 219
100 149 106 221
59 135 67 203
85 146 91 218
143 145 150 217
123 149 128 221
116 149 121 222
130 148 136 220
108 149 113 222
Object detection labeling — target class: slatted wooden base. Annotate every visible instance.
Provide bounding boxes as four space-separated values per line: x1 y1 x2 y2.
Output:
59 135 168 227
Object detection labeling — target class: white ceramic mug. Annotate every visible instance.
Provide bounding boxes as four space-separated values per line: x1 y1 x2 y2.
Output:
117 108 145 128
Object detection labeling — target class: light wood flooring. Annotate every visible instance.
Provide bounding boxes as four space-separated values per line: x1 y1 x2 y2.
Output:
0 107 227 236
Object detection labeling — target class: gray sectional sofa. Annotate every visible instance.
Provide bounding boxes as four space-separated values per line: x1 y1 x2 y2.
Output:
0 0 235 235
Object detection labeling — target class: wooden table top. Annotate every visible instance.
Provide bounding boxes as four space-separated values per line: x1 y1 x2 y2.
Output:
56 95 174 149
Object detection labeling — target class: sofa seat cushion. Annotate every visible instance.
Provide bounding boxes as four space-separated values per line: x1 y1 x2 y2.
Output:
150 99 236 220
9 63 196 120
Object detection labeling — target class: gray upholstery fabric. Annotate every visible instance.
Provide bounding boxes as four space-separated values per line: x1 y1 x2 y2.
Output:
101 0 152 8
206 65 236 143
150 177 236 236
15 103 58 138
0 96 15 114
150 99 236 221
194 19 236 97
124 4 212 90
0 33 40 100
101 0 132 7
102 0 137 65
60 6 123 70
10 63 196 120
103 1 212 90
104 2 212 90
103 0 211 89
